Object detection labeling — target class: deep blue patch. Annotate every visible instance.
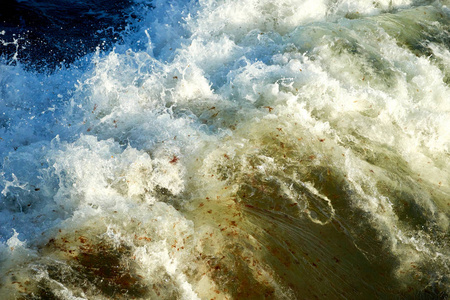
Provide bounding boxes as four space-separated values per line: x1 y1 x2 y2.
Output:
0 0 135 70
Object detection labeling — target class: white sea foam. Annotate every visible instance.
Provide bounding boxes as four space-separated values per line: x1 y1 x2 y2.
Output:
0 0 449 298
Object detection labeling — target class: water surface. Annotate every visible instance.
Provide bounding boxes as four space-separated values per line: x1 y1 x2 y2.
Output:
0 0 449 299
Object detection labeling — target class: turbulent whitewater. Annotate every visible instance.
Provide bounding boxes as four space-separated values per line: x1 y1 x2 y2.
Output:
1 0 449 299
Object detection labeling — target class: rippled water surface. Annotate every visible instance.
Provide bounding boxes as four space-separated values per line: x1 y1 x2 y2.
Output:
0 0 449 299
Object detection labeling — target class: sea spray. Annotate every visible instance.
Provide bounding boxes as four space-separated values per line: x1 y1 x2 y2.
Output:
0 0 449 299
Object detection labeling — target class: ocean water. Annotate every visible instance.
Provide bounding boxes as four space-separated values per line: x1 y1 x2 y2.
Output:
0 0 449 299
0 0 132 69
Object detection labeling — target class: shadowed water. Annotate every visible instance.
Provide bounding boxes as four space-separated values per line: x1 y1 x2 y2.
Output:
0 0 134 70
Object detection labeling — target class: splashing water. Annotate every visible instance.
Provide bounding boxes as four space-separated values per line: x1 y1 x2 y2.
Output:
1 0 449 299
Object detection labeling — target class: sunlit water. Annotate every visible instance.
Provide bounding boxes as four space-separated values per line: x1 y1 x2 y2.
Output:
1 0 449 299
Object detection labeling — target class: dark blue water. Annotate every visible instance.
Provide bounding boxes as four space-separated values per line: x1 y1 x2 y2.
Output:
0 0 136 70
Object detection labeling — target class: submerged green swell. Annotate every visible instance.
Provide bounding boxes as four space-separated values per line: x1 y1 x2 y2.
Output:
185 115 448 298
375 6 450 57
